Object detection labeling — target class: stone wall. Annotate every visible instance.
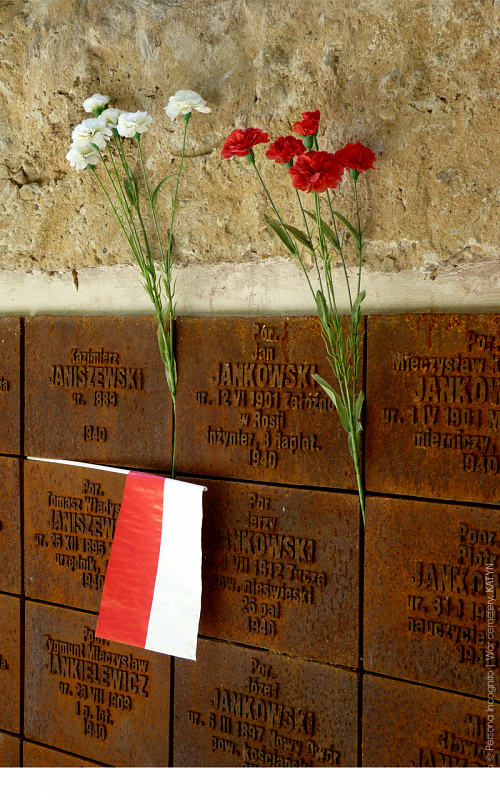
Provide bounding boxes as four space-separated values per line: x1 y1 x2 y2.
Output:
1 0 500 314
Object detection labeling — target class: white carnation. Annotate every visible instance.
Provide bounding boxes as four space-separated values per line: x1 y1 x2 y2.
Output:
71 118 112 150
82 94 110 113
66 143 100 171
117 110 153 138
98 108 123 128
164 90 211 121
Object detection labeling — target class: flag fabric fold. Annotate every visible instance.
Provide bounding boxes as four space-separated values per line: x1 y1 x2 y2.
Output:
96 471 205 660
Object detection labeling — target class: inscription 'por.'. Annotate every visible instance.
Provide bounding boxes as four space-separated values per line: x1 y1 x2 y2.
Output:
212 362 317 390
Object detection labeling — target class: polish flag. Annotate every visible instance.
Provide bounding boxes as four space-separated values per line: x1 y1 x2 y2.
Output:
95 470 205 660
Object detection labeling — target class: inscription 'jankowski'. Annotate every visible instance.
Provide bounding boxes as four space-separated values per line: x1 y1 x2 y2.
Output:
43 626 150 742
407 521 499 670
207 492 327 639
186 657 340 767
34 479 121 592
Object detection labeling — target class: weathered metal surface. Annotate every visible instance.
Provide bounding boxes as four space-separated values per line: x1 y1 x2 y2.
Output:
364 495 499 697
0 457 21 594
0 318 21 456
192 478 360 666
0 593 22 733
0 731 21 767
24 601 171 766
174 637 359 767
25 316 172 471
24 460 127 611
366 313 500 503
176 316 364 488
23 741 106 767
363 674 499 767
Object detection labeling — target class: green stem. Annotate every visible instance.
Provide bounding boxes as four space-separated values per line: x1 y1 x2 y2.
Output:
353 176 363 296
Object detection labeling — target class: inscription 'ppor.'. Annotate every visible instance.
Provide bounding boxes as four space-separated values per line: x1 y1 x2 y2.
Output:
194 479 360 667
176 317 363 488
366 314 500 503
24 601 171 766
25 317 172 470
364 496 499 697
174 638 359 767
363 674 499 767
24 461 127 612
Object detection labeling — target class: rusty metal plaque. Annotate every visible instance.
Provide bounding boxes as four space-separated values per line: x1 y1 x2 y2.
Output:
174 638 359 767
0 318 21 456
193 478 360 666
0 457 21 594
363 674 499 767
24 460 127 611
24 601 171 766
366 313 500 503
24 741 106 767
176 317 364 488
364 496 499 696
0 593 22 733
25 317 172 471
0 731 21 767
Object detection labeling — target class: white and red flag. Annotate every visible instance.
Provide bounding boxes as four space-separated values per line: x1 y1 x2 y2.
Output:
95 470 205 660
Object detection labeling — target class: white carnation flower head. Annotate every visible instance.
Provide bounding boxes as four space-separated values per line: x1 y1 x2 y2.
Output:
82 94 110 114
66 142 100 171
98 108 123 128
117 110 153 138
71 118 112 150
164 90 211 121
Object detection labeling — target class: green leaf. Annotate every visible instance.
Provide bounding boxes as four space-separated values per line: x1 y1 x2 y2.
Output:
313 373 350 433
330 210 361 252
151 174 176 211
265 216 296 255
304 210 340 251
315 290 329 327
351 290 366 324
123 175 139 209
355 389 365 421
280 222 314 253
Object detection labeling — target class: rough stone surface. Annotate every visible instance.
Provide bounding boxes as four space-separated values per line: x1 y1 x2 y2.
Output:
1 0 500 284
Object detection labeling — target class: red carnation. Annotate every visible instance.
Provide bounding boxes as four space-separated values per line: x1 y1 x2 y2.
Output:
292 110 321 137
334 142 376 174
266 136 306 164
288 151 344 194
221 127 270 158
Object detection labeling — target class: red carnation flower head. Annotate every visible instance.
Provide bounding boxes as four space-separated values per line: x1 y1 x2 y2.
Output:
266 135 306 165
292 110 321 137
220 127 270 159
288 151 344 194
334 142 376 177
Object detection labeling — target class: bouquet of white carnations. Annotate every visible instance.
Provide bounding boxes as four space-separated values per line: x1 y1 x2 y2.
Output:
67 91 211 478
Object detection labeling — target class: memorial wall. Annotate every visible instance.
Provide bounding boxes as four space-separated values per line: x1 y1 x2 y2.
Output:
0 312 498 767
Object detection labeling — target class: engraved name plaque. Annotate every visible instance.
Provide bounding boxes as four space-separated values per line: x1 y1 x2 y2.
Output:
174 638 359 767
24 461 127 611
0 593 22 734
196 479 360 666
0 731 21 767
23 741 105 767
366 313 500 503
363 674 499 767
24 601 171 766
0 457 21 595
364 496 499 696
0 317 21 455
176 317 363 488
25 317 172 470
